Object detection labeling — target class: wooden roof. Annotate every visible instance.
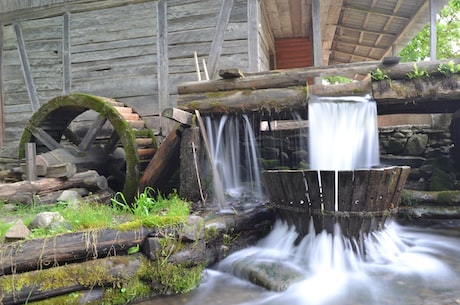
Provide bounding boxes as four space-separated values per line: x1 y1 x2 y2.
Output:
263 0 450 65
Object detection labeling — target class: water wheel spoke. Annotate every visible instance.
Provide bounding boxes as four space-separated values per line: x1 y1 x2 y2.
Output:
62 128 82 146
27 124 63 151
78 115 107 152
103 131 121 155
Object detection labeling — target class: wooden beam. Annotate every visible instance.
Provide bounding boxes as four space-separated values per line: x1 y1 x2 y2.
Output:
342 5 410 20
157 0 168 133
162 108 194 126
330 49 380 61
14 22 40 113
333 38 386 51
138 124 182 193
335 23 396 37
26 124 63 151
62 12 71 94
0 25 4 147
77 115 107 152
429 0 437 60
178 87 308 115
248 0 259 72
312 0 322 68
178 61 382 94
177 58 460 95
207 0 234 78
25 143 37 181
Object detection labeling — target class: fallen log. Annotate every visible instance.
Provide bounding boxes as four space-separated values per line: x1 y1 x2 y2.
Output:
177 58 460 95
0 255 143 305
374 75 460 114
177 86 308 115
177 61 382 94
0 170 108 204
0 227 150 276
178 75 460 116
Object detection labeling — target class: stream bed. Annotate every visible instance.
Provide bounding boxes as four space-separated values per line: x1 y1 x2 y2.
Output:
138 219 460 305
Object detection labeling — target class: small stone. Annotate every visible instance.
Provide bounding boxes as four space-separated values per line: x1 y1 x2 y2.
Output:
2 203 18 213
57 190 83 205
28 211 66 230
5 219 31 242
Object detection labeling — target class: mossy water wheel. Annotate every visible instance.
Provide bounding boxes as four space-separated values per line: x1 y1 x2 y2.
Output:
19 93 157 202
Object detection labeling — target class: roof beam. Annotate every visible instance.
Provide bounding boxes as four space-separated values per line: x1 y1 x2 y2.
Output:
334 38 386 50
330 49 380 61
342 4 410 20
335 24 396 37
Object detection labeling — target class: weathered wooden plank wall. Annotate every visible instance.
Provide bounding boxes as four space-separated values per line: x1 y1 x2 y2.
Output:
0 0 270 148
259 1 275 70
69 1 158 126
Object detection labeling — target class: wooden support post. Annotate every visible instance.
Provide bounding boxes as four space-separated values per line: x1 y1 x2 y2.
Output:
25 143 37 181
138 124 183 193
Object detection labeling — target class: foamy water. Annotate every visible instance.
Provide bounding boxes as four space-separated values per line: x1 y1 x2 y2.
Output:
139 220 460 305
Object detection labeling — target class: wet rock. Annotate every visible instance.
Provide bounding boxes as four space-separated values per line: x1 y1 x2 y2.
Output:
380 155 425 168
398 205 460 219
404 134 428 156
429 168 456 191
5 219 31 241
401 189 460 206
221 257 304 292
180 215 205 241
386 137 406 154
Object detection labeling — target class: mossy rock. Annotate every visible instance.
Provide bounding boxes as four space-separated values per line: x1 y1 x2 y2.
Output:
429 168 456 191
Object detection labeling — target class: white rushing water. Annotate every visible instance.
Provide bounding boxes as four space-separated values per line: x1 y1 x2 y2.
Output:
214 220 460 305
204 114 264 205
308 94 380 170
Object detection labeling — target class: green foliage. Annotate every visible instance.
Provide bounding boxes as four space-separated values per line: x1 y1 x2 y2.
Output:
370 68 390 81
406 63 430 79
151 262 203 294
0 188 190 241
399 0 460 61
437 60 460 76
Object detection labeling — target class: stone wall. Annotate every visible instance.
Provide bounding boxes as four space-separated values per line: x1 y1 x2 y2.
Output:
379 125 455 191
257 122 457 192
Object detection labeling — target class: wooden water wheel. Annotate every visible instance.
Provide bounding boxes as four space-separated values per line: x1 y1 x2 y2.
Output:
18 93 157 202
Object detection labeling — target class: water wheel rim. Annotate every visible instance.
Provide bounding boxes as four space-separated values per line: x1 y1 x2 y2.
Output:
19 93 156 202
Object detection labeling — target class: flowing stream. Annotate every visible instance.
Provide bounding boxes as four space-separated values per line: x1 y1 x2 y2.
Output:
139 220 460 305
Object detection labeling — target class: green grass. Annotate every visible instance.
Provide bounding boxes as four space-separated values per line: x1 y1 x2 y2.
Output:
0 188 191 242
112 188 190 230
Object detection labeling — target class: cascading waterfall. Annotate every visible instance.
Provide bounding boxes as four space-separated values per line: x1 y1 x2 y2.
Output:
308 94 380 170
204 114 264 206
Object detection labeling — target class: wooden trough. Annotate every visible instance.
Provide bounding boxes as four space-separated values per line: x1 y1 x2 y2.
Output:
261 166 410 240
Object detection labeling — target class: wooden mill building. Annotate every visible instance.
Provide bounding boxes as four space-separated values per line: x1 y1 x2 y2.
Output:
0 0 450 148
